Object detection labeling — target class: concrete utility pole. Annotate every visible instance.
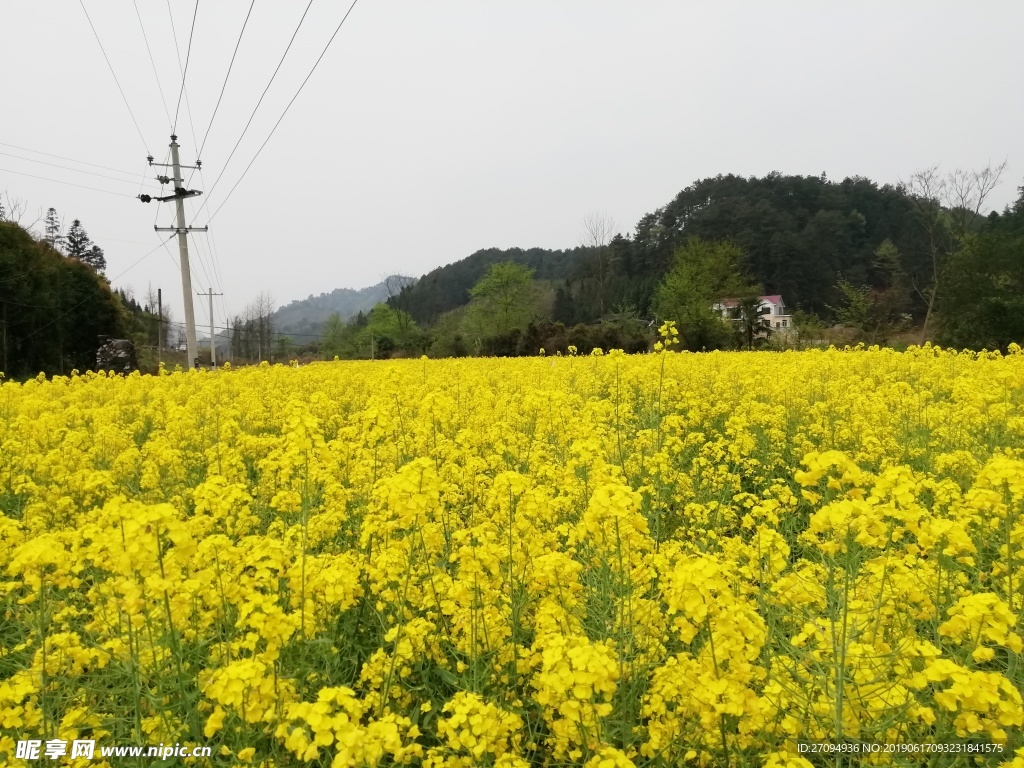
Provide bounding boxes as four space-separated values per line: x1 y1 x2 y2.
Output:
157 288 163 364
139 135 208 370
197 288 223 367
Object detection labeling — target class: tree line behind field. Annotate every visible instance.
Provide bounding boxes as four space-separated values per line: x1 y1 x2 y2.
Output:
0 200 176 378
4 168 1024 378
299 169 1024 359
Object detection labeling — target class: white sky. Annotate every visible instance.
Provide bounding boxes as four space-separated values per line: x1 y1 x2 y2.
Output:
2 1 1022 325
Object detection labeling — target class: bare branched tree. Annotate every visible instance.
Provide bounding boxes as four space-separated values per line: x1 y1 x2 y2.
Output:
235 292 276 362
144 283 173 348
901 160 1007 342
0 192 41 231
254 292 275 361
581 211 618 316
381 273 417 334
946 162 1008 238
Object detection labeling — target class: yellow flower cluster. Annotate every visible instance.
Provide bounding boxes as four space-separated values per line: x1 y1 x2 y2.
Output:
1 344 1023 766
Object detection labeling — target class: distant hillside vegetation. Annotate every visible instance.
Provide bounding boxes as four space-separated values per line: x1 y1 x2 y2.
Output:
401 246 595 324
278 170 1024 358
399 173 937 324
273 281 393 336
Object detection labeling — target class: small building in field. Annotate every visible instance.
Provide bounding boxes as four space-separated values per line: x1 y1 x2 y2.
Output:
712 295 793 330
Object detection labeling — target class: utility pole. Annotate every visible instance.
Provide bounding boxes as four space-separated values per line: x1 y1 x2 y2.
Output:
139 135 207 370
157 288 163 364
197 288 223 367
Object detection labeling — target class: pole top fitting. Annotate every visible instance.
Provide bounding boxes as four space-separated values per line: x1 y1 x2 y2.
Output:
170 134 178 142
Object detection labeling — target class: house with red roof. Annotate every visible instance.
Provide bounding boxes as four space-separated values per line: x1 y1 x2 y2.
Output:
712 295 793 331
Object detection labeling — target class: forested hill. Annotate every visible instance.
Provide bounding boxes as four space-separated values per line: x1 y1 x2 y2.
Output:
0 220 126 377
401 246 594 324
623 173 928 315
272 281 391 336
399 173 945 324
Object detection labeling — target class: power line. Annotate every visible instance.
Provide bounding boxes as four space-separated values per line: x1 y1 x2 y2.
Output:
163 5 227 358
194 0 255 165
182 202 220 300
133 0 173 130
166 319 324 340
202 228 231 320
0 142 148 178
193 0 317 218
0 167 137 198
207 0 361 224
171 0 200 135
157 236 180 270
92 235 163 247
78 0 150 155
0 151 158 188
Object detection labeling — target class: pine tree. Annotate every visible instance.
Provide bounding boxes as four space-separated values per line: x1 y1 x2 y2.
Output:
63 219 106 272
64 219 89 258
44 207 64 252
84 245 106 273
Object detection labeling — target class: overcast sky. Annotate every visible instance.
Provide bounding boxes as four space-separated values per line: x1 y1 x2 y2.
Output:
2 1 1022 325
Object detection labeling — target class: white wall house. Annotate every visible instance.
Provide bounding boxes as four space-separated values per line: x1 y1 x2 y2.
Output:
712 295 793 330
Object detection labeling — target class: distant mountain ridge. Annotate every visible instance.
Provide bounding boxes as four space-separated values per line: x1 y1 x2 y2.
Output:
273 280 393 337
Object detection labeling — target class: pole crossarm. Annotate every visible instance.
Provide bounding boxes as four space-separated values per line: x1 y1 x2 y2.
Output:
148 162 202 170
139 189 202 203
154 225 209 233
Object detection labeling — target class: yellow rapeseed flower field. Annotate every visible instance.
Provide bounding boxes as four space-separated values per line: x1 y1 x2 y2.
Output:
2 339 1024 767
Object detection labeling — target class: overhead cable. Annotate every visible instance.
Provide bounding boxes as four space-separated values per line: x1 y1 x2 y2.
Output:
0 151 157 188
195 0 256 163
0 141 147 178
133 0 174 130
78 0 151 155
205 0 361 224
194 0 317 213
171 0 200 135
0 167 137 198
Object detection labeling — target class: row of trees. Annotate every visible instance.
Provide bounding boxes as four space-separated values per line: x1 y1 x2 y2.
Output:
392 167 1017 338
0 209 124 376
0 194 197 376
293 167 1023 359
229 292 279 362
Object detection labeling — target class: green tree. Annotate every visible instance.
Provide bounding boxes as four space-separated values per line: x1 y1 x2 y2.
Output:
464 261 537 340
828 239 910 345
274 335 293 360
427 307 469 358
381 274 417 336
902 162 1006 342
359 303 421 358
653 238 758 351
937 231 1024 351
0 220 125 377
581 212 618 317
730 295 771 350
321 312 347 358
43 207 64 251
787 310 828 349
64 219 89 259
64 219 106 272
